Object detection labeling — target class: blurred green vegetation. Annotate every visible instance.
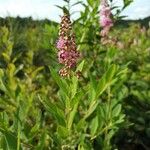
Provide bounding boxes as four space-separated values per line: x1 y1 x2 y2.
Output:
0 10 149 150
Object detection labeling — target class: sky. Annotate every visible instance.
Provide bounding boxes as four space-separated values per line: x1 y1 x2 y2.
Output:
0 0 150 22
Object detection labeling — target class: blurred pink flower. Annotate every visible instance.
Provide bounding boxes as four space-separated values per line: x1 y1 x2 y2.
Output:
100 16 113 27
100 26 110 37
100 0 113 37
100 5 111 17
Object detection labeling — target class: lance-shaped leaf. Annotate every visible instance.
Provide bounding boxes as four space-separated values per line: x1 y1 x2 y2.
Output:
96 64 117 99
50 67 69 96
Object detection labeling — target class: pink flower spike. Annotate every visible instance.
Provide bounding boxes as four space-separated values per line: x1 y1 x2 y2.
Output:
100 0 113 37
56 14 80 76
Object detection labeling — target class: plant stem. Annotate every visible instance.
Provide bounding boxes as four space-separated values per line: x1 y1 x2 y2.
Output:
17 125 21 150
104 86 111 150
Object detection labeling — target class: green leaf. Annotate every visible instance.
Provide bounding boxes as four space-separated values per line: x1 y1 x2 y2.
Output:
105 65 117 82
76 119 86 132
55 5 64 10
7 63 16 77
39 95 66 126
63 7 70 15
71 1 83 7
63 0 70 3
67 91 83 130
31 66 44 78
122 0 133 9
84 101 99 119
50 67 69 96
29 124 40 138
96 75 106 98
67 99 79 130
76 60 85 72
115 114 125 124
112 104 122 117
88 74 97 102
99 105 106 120
57 125 69 138
87 0 93 7
71 76 78 98
0 75 7 93
90 116 99 137
96 65 117 99
0 129 17 150
107 48 117 59
2 53 10 62
36 130 47 150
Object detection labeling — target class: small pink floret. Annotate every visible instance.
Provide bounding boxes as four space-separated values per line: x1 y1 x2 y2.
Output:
56 37 65 49
100 16 113 27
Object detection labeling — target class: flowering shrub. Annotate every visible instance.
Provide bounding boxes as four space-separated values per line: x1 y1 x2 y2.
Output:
0 0 149 149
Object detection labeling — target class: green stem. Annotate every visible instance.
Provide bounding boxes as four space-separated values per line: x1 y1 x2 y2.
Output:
104 86 111 150
108 86 111 120
66 79 71 130
17 126 21 150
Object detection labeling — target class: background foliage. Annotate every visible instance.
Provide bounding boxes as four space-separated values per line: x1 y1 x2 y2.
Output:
0 0 150 149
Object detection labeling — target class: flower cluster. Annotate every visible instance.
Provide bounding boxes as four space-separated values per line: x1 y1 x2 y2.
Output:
100 0 113 37
56 14 80 76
